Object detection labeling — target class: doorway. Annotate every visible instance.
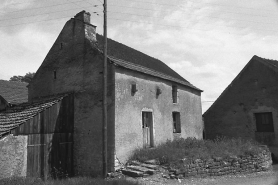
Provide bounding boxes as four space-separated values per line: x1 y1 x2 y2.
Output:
142 111 154 148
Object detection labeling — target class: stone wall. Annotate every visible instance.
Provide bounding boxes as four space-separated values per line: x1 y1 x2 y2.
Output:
204 58 278 145
167 147 272 179
0 134 28 179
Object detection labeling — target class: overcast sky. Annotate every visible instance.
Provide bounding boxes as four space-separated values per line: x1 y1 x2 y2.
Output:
1 0 278 112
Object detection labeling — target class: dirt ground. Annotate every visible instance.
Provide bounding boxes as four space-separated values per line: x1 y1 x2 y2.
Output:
127 164 278 185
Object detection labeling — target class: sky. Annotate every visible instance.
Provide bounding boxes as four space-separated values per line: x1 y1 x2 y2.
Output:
1 0 278 113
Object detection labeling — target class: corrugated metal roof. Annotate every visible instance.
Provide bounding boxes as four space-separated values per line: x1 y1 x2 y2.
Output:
0 80 28 104
0 94 66 136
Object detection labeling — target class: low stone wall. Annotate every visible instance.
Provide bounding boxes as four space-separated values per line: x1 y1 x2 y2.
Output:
0 134 28 179
168 147 272 179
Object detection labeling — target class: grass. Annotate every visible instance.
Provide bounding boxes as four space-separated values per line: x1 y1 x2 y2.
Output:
0 177 140 185
129 137 264 165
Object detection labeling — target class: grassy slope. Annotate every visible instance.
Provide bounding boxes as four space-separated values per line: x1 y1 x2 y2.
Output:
0 177 140 185
129 137 264 165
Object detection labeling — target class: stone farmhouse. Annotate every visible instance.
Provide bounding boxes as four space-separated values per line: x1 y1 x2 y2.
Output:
204 55 278 147
0 11 203 179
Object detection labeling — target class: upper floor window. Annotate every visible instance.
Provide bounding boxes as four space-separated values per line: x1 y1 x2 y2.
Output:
255 112 274 132
172 85 178 103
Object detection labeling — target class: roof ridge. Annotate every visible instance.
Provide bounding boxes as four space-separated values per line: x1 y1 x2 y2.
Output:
253 55 278 70
0 79 28 84
94 34 202 91
108 55 202 91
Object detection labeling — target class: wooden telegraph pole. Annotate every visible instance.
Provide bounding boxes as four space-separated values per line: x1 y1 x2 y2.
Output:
103 0 108 178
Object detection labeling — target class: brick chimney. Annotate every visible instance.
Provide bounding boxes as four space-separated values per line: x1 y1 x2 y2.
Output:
74 10 91 24
74 11 97 43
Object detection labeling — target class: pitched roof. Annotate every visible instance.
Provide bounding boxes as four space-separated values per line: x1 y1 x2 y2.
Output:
96 34 202 91
203 55 278 115
253 55 278 71
0 94 66 136
0 80 28 104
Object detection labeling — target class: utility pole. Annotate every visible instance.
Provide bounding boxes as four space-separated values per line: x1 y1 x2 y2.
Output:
102 0 108 178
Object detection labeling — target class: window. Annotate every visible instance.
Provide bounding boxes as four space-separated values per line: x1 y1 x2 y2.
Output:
53 70 57 79
131 84 137 95
172 112 181 133
255 112 274 132
172 85 178 103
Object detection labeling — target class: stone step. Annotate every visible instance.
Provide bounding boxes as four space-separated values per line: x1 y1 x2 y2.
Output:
121 169 144 177
127 165 156 175
130 161 159 170
144 159 159 165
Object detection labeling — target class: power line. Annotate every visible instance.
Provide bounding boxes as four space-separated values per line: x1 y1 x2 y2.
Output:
3 0 275 13
0 11 100 28
115 0 276 13
108 4 278 19
105 16 278 35
1 0 101 15
0 15 70 28
108 10 278 26
0 5 100 23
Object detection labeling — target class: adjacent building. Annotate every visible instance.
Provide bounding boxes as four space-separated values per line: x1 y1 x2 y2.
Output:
204 55 278 147
0 80 27 111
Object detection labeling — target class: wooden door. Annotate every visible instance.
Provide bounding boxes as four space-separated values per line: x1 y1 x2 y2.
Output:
27 133 73 179
142 112 153 148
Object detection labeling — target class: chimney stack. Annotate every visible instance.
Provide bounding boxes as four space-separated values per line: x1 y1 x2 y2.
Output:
74 11 97 43
74 10 91 24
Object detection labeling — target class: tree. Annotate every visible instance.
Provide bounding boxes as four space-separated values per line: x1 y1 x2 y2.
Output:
9 72 35 83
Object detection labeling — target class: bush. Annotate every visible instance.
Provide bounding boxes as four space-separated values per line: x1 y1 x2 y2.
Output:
129 137 263 165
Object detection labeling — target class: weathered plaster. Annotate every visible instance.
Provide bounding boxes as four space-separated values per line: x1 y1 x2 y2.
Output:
0 134 28 179
115 67 203 163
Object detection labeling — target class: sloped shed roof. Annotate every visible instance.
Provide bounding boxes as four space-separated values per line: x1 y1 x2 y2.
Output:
0 80 28 104
0 94 65 136
96 34 202 91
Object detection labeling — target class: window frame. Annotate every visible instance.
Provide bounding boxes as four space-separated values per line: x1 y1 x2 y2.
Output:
254 112 274 132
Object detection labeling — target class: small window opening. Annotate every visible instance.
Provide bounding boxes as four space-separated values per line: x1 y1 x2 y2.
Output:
131 84 138 95
172 112 181 133
172 85 178 103
156 87 162 98
54 70 57 80
255 112 274 132
60 43 63 49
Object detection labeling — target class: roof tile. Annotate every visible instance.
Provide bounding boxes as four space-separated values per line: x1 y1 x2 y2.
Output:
96 34 201 91
0 94 66 136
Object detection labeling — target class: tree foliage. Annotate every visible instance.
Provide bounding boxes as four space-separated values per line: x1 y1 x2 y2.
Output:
9 72 35 83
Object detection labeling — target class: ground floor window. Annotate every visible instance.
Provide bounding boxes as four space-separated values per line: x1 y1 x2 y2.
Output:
254 112 274 132
172 112 181 133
